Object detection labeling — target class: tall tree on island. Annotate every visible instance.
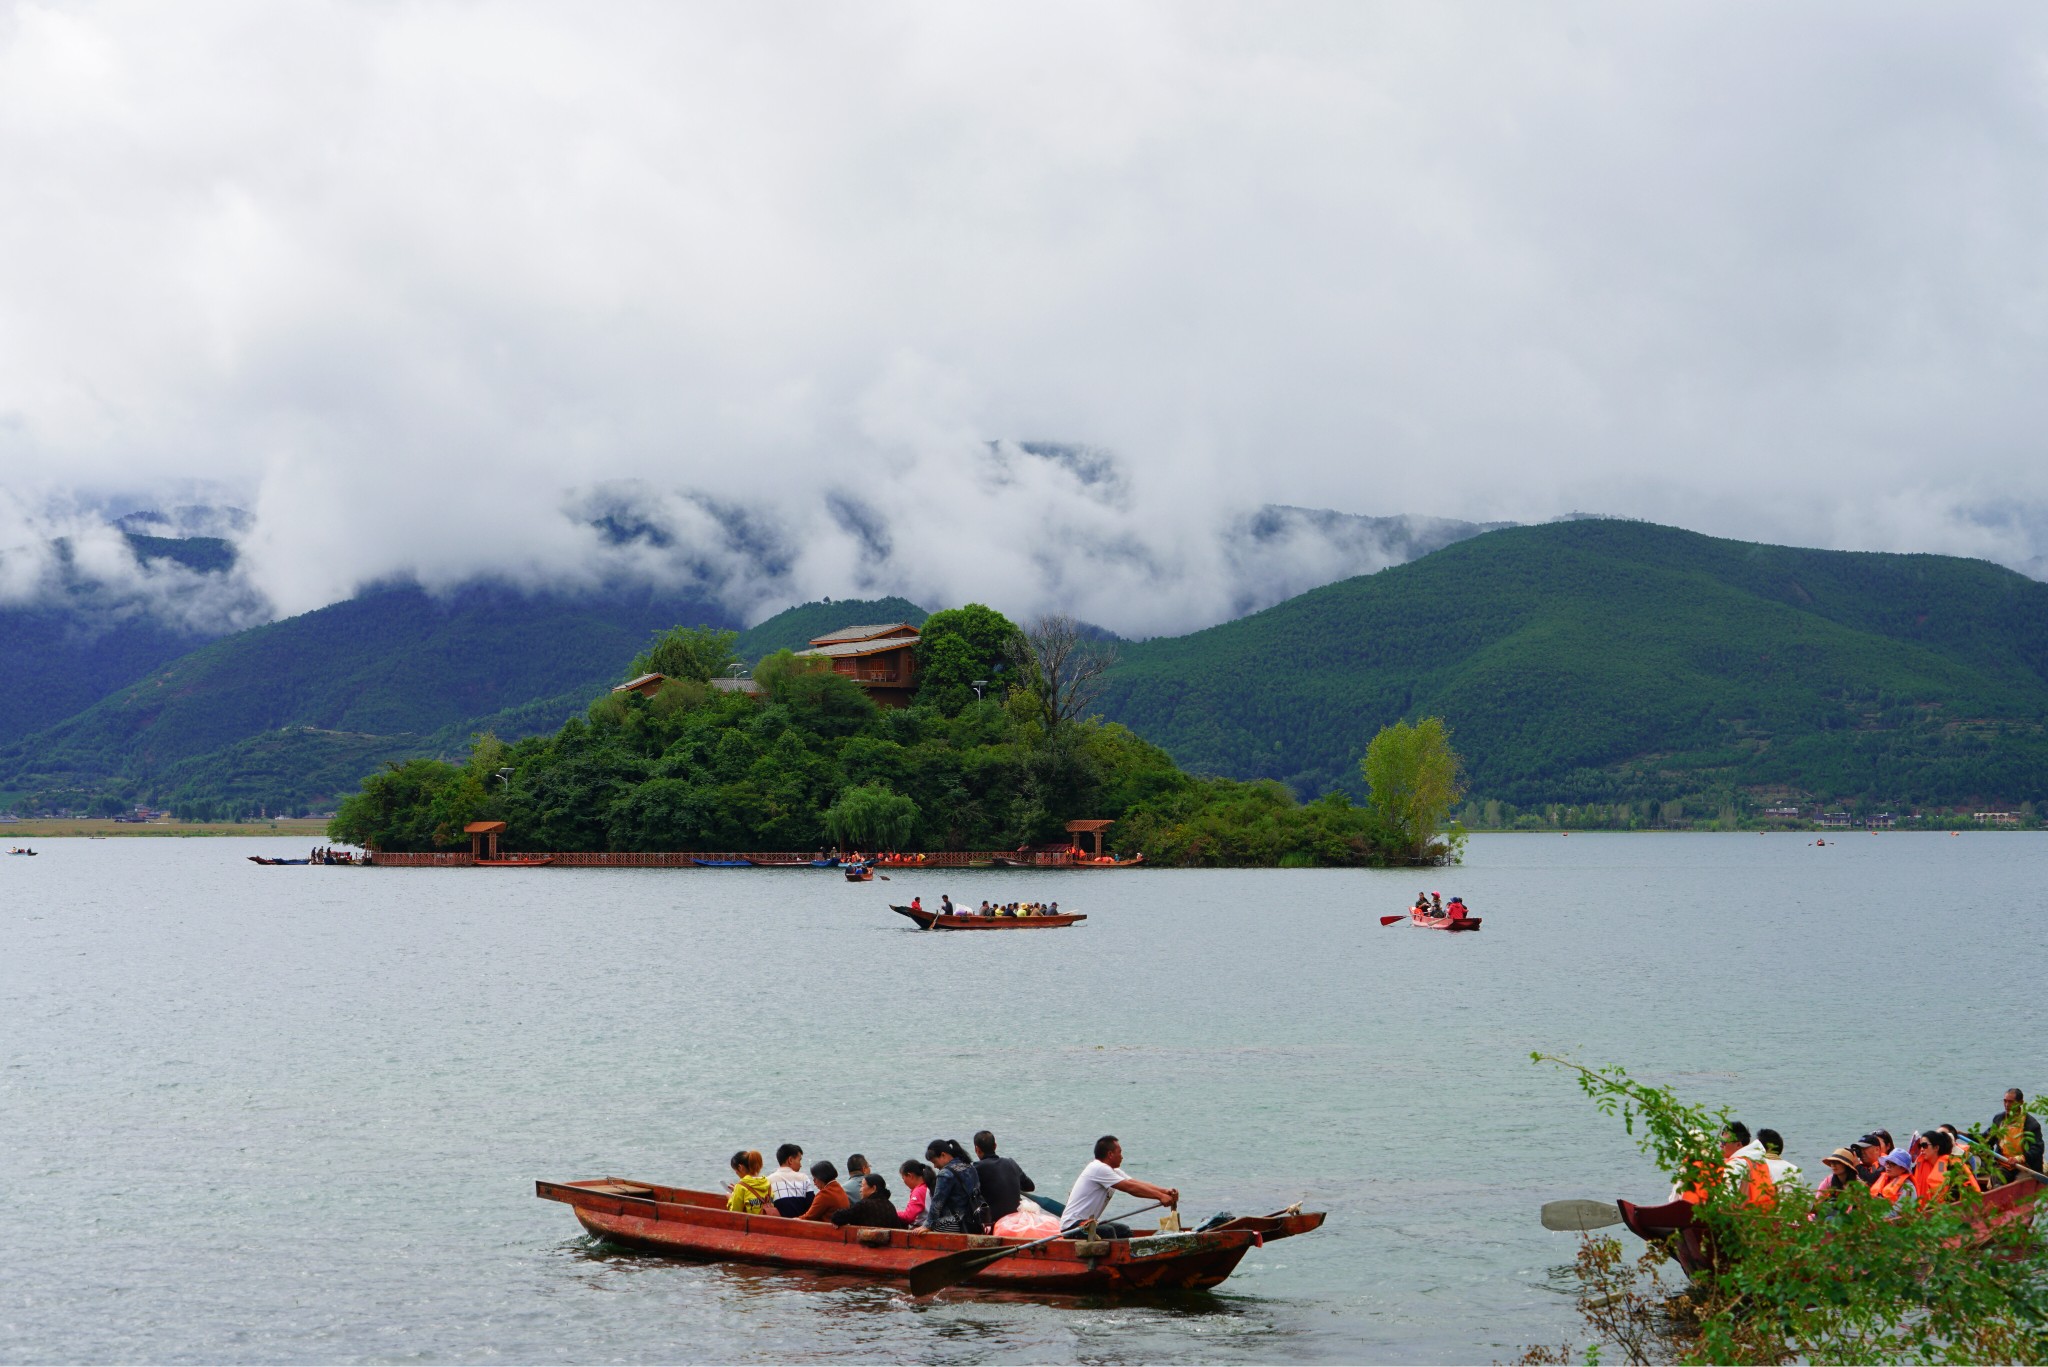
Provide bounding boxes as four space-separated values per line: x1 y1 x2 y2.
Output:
1010 613 1120 736
1360 716 1466 863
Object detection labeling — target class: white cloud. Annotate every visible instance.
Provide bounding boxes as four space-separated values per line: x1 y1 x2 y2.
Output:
3 2 2048 633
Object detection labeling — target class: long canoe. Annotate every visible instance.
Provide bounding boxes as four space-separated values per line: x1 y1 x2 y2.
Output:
691 858 755 868
536 1178 1320 1292
247 856 310 865
1617 1176 2045 1277
477 856 554 868
1410 908 1481 932
991 854 1146 869
892 904 1087 930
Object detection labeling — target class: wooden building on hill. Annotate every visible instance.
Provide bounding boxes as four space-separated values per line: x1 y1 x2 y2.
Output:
797 623 921 708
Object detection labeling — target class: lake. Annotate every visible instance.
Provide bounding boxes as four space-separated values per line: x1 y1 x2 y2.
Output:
3 832 2040 1363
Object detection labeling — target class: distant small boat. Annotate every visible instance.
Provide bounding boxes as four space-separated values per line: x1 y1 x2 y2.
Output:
844 864 874 882
7 848 37 856
691 858 755 868
751 857 840 868
892 904 1085 930
1408 907 1481 932
476 857 554 868
246 856 309 865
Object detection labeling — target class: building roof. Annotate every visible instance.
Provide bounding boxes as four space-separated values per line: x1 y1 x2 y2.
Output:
612 672 666 694
463 821 508 834
710 676 764 694
1064 819 1116 832
808 623 921 647
796 632 920 661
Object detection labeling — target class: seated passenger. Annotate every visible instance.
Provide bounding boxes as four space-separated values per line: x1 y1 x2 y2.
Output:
1912 1129 1982 1207
898 1160 933 1226
798 1161 851 1221
1818 1147 1862 1195
1445 896 1468 920
832 1174 910 1229
978 900 994 916
769 1144 818 1217
923 1139 985 1234
1871 1149 1915 1208
726 1150 775 1215
938 895 954 916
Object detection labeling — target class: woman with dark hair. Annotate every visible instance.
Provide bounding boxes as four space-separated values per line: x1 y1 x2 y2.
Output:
725 1150 774 1215
898 1160 933 1227
832 1174 909 1229
923 1139 986 1234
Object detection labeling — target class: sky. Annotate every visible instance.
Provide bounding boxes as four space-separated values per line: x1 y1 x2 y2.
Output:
4 2 2048 636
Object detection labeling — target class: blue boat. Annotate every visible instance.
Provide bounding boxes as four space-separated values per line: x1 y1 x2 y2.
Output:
691 858 755 869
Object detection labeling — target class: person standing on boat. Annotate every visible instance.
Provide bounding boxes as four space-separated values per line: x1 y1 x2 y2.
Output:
922 1139 987 1234
971 1130 1036 1221
768 1144 817 1217
939 895 954 917
1987 1089 2044 1184
1060 1136 1178 1240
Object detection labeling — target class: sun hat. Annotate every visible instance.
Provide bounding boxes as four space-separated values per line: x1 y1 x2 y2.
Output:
1882 1149 1913 1171
1823 1147 1859 1170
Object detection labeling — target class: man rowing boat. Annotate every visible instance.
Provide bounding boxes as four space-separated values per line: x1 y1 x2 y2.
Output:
1060 1135 1179 1239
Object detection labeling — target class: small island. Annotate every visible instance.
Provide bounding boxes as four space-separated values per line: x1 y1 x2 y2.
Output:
331 607 1463 868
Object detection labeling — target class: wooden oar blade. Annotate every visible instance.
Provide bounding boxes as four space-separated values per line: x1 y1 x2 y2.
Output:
1378 915 1406 926
1541 1199 1624 1232
907 1244 1016 1297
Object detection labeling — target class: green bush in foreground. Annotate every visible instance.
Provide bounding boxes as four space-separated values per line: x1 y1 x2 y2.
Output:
1531 1055 2048 1364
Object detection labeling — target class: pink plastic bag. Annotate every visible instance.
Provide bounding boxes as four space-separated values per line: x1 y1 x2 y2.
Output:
993 1203 1061 1239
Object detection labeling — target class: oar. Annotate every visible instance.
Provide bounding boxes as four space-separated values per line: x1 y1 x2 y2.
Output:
1962 1133 2048 1185
1379 914 1408 926
907 1201 1164 1298
1540 1198 1625 1231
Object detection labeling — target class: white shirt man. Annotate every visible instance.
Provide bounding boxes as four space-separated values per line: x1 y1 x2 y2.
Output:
1059 1136 1179 1238
768 1151 817 1217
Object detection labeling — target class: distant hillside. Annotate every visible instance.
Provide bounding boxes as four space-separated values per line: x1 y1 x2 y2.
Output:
1098 520 2048 807
0 534 246 746
0 580 736 813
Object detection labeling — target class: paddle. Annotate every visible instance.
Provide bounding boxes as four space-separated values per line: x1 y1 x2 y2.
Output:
1379 914 1407 926
907 1200 1164 1298
1962 1132 2048 1185
1540 1198 1625 1231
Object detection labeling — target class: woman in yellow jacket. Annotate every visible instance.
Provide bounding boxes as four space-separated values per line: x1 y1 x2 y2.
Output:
726 1150 776 1215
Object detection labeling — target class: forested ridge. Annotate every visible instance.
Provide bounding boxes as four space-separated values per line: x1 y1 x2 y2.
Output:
1097 519 2048 810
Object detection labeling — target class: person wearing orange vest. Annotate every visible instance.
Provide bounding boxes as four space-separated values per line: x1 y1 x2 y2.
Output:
1910 1129 1983 1208
1870 1149 1915 1208
1675 1121 1762 1205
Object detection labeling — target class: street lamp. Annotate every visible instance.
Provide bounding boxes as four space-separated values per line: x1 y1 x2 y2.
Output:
971 679 989 700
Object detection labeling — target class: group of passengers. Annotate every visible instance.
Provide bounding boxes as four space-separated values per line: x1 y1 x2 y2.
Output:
724 1131 1178 1240
912 896 1062 918
1682 1089 2044 1214
1411 891 1469 920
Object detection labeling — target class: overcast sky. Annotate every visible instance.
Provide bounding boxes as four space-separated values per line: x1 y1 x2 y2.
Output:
4 2 2048 634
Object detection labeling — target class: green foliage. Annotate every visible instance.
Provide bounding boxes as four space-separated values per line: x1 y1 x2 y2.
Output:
1534 1054 2048 1364
822 783 920 849
1098 519 2048 808
627 626 740 683
1362 716 1467 862
327 640 1425 865
915 604 1023 713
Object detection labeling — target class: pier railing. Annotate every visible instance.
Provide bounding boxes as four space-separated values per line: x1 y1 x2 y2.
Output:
364 849 1107 869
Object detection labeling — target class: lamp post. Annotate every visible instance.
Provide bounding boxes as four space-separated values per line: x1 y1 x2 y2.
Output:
971 679 989 701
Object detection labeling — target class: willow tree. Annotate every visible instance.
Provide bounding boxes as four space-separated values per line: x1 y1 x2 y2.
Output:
1360 716 1465 863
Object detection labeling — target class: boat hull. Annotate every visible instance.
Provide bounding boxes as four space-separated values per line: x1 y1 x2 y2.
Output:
892 905 1086 930
477 857 554 867
1410 909 1480 931
538 1180 1285 1292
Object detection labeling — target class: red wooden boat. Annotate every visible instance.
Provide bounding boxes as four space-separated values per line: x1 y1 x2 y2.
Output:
1617 1177 2045 1277
1410 907 1481 932
536 1178 1322 1292
476 856 554 867
891 904 1087 930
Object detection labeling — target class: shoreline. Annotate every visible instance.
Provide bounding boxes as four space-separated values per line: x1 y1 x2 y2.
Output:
1 818 333 838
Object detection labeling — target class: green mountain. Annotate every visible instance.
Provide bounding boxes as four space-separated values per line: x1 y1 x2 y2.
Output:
0 535 244 746
1097 519 2048 808
0 580 737 813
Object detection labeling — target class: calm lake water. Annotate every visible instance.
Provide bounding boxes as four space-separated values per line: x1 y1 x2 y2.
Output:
3 832 2043 1363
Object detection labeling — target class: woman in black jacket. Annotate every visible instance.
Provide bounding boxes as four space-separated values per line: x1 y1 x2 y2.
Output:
923 1139 985 1234
832 1175 909 1229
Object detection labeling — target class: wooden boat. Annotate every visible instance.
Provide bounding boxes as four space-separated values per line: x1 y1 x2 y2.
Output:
8 848 39 856
1410 907 1481 932
536 1178 1321 1292
892 904 1087 930
1617 1177 2046 1278
994 853 1145 869
752 857 839 868
246 856 310 865
844 865 874 882
691 858 755 868
476 856 554 868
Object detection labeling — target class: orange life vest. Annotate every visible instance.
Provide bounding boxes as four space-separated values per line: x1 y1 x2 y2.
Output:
1912 1154 1982 1205
1871 1169 1910 1202
1741 1159 1777 1209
